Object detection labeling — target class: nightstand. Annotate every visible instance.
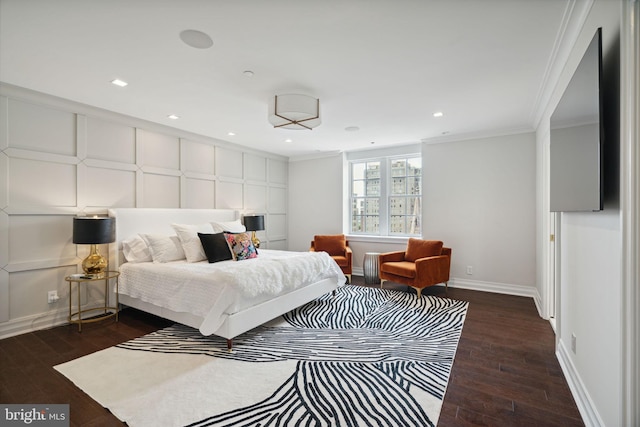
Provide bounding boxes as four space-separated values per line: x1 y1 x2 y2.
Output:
65 271 119 332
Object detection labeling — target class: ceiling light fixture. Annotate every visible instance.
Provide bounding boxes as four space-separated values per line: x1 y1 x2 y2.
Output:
268 94 320 130
111 79 128 87
179 29 213 49
167 114 180 120
345 126 360 132
228 132 236 136
433 111 444 118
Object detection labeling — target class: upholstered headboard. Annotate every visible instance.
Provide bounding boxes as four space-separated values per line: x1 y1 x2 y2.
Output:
108 208 238 269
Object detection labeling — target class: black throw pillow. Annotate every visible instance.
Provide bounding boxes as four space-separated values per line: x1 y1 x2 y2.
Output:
198 232 233 263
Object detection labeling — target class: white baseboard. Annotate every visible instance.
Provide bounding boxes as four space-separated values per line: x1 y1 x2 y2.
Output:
0 307 70 340
353 272 539 300
449 277 538 298
532 289 544 318
556 339 604 427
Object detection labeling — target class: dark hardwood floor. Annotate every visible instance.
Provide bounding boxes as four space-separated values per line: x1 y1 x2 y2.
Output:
0 277 583 426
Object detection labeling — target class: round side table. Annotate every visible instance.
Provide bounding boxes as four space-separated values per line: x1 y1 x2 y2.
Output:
65 271 119 332
363 252 381 285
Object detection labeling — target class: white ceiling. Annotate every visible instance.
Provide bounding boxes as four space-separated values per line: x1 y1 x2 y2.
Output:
0 0 570 158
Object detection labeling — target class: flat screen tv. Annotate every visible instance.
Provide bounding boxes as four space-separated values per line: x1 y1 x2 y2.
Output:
550 27 604 212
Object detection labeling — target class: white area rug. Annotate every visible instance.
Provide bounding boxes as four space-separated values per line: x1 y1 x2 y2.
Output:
55 286 467 427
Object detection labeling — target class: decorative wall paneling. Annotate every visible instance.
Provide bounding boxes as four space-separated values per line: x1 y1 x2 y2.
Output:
0 86 288 338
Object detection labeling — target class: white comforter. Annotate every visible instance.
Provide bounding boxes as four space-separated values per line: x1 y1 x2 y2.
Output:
119 249 346 334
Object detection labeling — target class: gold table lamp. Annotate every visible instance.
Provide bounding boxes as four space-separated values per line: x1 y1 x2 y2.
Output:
73 216 115 274
243 215 265 248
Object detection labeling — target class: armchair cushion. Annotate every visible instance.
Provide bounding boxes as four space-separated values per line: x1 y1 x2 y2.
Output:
380 261 416 279
313 234 347 256
405 239 443 262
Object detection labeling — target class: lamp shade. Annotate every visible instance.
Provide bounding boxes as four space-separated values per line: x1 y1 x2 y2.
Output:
73 217 115 244
243 215 265 232
268 94 320 130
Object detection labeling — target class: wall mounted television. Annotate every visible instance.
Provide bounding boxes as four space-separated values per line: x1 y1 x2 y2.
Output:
550 27 604 212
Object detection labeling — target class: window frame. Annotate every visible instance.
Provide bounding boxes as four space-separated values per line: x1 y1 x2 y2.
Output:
349 153 422 237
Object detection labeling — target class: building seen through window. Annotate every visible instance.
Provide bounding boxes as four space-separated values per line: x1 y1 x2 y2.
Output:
351 156 421 236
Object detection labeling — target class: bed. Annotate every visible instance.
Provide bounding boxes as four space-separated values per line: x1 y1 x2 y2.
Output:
108 208 345 349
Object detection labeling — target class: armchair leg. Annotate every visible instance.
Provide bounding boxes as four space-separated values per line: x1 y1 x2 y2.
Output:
346 274 351 284
380 279 386 289
445 281 448 297
412 287 423 298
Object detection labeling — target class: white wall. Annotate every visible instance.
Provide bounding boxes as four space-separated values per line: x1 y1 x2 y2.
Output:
288 153 344 252
559 211 620 425
288 151 414 273
289 133 537 293
535 1 623 425
423 133 537 295
0 84 288 338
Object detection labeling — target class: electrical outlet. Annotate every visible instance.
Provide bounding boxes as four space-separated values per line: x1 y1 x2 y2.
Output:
48 290 59 304
571 333 577 354
466 265 473 275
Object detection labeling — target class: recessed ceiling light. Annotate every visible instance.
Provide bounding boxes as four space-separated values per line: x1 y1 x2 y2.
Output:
111 79 128 87
179 29 213 49
167 114 180 120
243 71 254 77
285 139 293 143
345 126 360 132
433 111 444 118
228 132 236 136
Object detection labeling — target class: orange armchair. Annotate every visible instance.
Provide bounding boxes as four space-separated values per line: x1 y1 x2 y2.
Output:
379 238 451 297
310 234 352 283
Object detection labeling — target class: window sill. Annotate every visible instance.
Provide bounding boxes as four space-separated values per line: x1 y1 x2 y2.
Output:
346 235 413 245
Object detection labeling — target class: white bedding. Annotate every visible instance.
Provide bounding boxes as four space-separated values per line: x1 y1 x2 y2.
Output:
119 249 346 335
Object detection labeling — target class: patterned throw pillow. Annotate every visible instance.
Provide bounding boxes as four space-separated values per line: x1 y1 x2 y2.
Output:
224 232 258 260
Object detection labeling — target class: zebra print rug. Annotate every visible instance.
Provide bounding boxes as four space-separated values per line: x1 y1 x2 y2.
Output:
55 285 467 427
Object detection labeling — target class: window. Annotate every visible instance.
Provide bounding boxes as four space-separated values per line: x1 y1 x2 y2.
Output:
350 155 421 236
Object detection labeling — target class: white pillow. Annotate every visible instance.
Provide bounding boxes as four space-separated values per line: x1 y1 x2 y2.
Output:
211 219 246 233
171 223 214 262
122 235 152 263
139 234 186 263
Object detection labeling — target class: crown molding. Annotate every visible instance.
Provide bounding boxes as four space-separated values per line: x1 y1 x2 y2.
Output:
531 0 595 128
421 126 534 145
